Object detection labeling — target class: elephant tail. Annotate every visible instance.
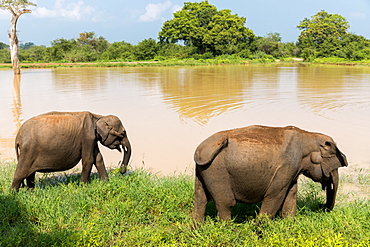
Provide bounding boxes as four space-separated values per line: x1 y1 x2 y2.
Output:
194 133 228 166
15 141 20 161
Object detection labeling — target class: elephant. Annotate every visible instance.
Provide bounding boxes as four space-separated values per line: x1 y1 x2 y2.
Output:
11 111 131 191
192 125 348 223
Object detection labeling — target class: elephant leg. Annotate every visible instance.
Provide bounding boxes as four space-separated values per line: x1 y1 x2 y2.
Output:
192 173 209 224
11 176 25 191
81 162 93 183
26 172 36 189
206 181 236 221
94 149 108 180
281 182 298 218
215 200 235 221
259 185 290 219
11 165 30 191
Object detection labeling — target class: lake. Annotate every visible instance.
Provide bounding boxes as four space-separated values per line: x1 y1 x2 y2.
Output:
0 64 369 175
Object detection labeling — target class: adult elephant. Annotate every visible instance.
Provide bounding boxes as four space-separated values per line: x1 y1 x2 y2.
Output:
11 111 131 191
193 125 348 223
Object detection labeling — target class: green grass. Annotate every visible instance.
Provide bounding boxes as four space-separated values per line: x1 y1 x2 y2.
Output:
1 160 369 246
3 56 370 69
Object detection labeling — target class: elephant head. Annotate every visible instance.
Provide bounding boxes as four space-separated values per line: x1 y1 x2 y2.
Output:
96 115 132 174
301 140 348 210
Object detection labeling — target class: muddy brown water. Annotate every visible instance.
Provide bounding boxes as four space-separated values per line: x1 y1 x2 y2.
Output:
0 65 369 183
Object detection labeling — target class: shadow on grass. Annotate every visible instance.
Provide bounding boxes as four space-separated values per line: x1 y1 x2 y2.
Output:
0 194 75 246
204 194 325 223
36 171 101 189
204 201 261 223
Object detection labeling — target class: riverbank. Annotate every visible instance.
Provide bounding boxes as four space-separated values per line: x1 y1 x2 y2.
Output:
1 160 369 246
1 56 370 69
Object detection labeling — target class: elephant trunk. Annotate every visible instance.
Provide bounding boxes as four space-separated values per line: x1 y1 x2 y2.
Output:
120 137 131 174
323 169 339 211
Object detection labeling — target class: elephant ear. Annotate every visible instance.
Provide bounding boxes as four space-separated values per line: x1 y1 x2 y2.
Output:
310 151 322 164
96 118 110 143
319 141 348 177
194 133 228 166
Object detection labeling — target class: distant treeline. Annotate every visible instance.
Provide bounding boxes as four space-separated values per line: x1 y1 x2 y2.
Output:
1 6 370 63
0 32 298 63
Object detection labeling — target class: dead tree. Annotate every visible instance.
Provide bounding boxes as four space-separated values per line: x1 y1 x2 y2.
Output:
0 1 36 74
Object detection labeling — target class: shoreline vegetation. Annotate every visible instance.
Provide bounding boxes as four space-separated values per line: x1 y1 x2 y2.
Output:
1 57 370 69
0 160 369 246
2 6 370 72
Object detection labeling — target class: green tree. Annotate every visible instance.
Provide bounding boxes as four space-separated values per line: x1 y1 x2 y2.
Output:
134 38 159 60
19 45 47 62
0 49 10 62
77 32 109 55
248 33 297 59
336 33 370 60
157 43 194 59
20 42 35 49
297 10 349 58
0 41 9 49
255 33 281 57
158 1 254 55
46 33 109 62
47 38 76 62
0 0 36 73
100 41 135 61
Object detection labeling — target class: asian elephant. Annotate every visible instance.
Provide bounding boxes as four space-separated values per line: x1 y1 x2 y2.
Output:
193 125 348 223
11 111 131 191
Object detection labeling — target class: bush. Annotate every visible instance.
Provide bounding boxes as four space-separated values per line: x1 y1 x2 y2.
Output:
192 52 214 60
237 49 252 58
0 49 10 63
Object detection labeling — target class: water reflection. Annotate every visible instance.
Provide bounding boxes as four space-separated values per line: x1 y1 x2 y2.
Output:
0 74 23 158
159 66 251 125
51 68 109 93
0 65 369 174
296 66 365 115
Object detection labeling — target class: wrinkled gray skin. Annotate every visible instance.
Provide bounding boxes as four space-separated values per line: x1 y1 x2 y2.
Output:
11 111 131 191
193 125 348 223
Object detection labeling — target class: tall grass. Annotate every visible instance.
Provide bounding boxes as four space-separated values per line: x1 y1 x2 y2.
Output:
1 160 369 246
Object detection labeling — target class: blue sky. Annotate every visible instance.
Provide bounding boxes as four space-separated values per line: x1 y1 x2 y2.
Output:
0 0 369 46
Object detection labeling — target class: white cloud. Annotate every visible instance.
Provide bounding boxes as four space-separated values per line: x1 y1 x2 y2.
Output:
349 12 367 20
139 1 173 22
31 0 95 21
171 4 182 13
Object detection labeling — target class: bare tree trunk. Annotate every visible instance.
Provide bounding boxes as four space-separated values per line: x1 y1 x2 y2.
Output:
12 74 22 133
8 9 31 74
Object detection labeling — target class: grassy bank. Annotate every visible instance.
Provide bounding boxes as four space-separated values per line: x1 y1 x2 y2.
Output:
1 56 370 69
0 57 250 69
0 56 342 69
1 160 369 246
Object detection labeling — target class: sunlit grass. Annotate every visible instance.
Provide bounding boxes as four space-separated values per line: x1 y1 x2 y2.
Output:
1 160 369 246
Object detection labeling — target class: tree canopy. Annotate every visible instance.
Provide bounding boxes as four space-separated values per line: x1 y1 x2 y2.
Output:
2 6 370 63
158 1 254 55
297 10 350 59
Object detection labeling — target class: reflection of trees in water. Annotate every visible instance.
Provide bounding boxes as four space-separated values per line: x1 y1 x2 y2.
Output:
0 74 23 151
51 68 109 92
135 65 284 124
159 66 251 125
296 66 369 115
158 66 284 124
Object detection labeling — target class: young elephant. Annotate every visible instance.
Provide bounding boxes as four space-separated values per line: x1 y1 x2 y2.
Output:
11 111 131 191
193 125 348 223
